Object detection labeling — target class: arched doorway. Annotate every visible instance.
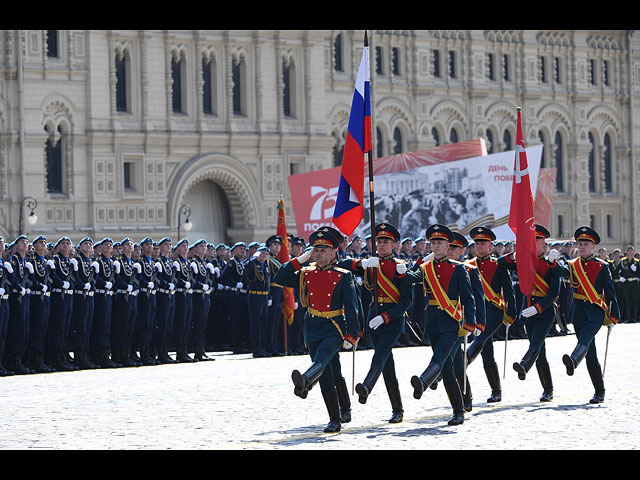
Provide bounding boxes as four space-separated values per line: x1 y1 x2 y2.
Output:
182 179 231 245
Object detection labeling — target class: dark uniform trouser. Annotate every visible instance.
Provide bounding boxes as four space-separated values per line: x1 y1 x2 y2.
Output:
6 294 30 356
27 294 50 356
190 292 210 348
369 328 402 383
266 287 283 353
69 293 94 352
522 300 556 363
229 291 247 348
152 292 174 349
288 303 305 353
0 299 9 360
247 292 268 347
205 290 218 347
469 304 503 368
90 292 112 350
307 336 344 392
135 292 155 350
112 293 134 349
173 291 192 347
571 301 605 369
47 292 72 354
426 330 460 385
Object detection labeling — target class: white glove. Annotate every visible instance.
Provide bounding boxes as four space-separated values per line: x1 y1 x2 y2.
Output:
114 261 120 274
105 281 113 290
396 262 407 274
3 261 13 274
91 261 100 273
0 288 4 296
369 315 385 330
361 257 379 269
47 259 55 269
422 252 435 263
294 302 298 310
252 251 260 259
343 340 353 350
632 264 637 272
548 249 560 262
217 284 224 291
126 284 133 293
133 263 142 273
296 249 312 264
191 262 198 273
356 276 363 285
235 282 243 289
42 285 48 293
474 328 482 336
521 306 538 318
173 261 181 270
25 262 34 274
214 267 220 278
155 262 163 272
268 299 273 306
202 284 210 292
20 287 26 296
83 283 91 290
619 277 627 283
168 283 175 291
70 258 79 271
147 282 154 289
184 282 191 289
206 263 215 273
62 281 70 290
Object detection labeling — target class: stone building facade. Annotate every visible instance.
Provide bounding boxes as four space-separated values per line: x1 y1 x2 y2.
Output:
0 30 639 249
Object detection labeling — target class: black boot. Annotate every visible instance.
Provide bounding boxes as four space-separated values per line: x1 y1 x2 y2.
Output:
355 365 382 404
562 343 589 376
536 361 554 402
292 362 324 398
588 365 605 404
513 347 539 380
385 378 404 423
99 349 118 368
456 372 473 412
321 387 341 433
53 352 75 372
32 353 54 373
443 381 465 426
411 362 441 400
176 346 194 363
140 348 158 366
0 359 13 376
251 342 267 358
157 346 176 364
485 362 502 403
466 338 482 365
10 355 32 375
335 377 351 423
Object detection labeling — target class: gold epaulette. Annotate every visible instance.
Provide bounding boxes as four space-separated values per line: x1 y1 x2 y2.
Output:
332 266 350 275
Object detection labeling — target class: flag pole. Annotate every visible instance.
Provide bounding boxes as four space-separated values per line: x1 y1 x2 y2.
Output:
364 31 378 317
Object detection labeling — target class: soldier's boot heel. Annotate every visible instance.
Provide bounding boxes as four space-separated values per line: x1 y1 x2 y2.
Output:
563 343 588 376
292 362 324 399
355 365 382 405
513 347 539 380
411 362 441 400
587 365 605 404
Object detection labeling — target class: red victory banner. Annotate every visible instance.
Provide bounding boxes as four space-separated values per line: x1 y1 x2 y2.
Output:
277 199 295 327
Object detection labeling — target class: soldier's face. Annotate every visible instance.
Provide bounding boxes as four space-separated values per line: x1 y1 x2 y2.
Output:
313 246 333 266
16 238 28 256
447 245 464 260
474 239 492 257
34 239 47 256
58 240 71 257
142 243 153 257
536 238 546 256
80 241 93 256
121 241 134 257
257 251 268 263
376 238 394 256
102 242 113 257
430 239 449 258
577 240 596 258
160 242 172 255
269 243 281 255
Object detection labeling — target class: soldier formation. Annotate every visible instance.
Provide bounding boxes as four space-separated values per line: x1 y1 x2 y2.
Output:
0 223 630 434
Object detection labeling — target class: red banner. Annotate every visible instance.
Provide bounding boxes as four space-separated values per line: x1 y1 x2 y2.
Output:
277 200 295 326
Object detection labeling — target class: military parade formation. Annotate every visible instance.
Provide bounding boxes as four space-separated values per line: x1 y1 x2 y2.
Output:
0 221 633 434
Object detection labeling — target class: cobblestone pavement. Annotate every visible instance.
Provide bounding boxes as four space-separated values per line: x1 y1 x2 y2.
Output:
1 324 639 450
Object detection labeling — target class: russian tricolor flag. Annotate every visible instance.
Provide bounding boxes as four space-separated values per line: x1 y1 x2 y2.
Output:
332 35 371 236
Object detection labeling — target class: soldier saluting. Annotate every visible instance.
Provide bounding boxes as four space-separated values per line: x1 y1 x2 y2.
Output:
561 226 620 404
274 227 360 434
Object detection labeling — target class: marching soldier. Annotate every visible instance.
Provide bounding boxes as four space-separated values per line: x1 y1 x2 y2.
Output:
47 237 77 372
0 237 12 376
406 224 476 426
221 242 250 355
172 239 195 363
274 227 360 433
341 223 413 424
25 235 54 373
69 237 97 370
499 225 568 401
561 226 620 404
464 226 517 403
152 237 177 364
190 239 212 361
616 245 639 323
90 238 118 368
244 245 271 358
5 235 34 374
135 237 158 366
112 237 139 367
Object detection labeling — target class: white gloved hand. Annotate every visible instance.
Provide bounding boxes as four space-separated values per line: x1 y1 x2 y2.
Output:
83 283 91 290
42 285 48 293
20 287 26 296
155 262 163 272
105 281 113 290
147 282 154 289
356 276 363 285
235 282 243 289
25 262 34 274
0 288 4 296
126 284 133 293
62 281 70 290
133 263 142 273
168 283 175 291
217 284 224 291
294 302 298 310
521 306 538 318
114 261 121 274
70 258 79 271
619 277 627 283
191 262 198 273
474 328 482 336
422 252 435 263
548 249 560 262
252 251 260 259
47 259 55 269
91 261 100 273
202 284 210 292
632 264 637 272
3 262 13 274
296 249 312 264
214 267 220 278
268 299 272 306
173 261 181 270
206 263 215 274
369 315 385 330
396 262 407 274
343 340 353 350
184 282 191 290
361 257 379 269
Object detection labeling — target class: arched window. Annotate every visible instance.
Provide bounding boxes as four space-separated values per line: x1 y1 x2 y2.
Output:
232 55 246 116
334 33 343 72
450 128 458 144
202 55 217 116
115 49 130 113
283 58 296 118
393 127 403 154
432 127 440 146
555 131 564 192
486 129 494 154
503 130 512 151
376 127 384 158
604 133 612 193
45 125 63 194
538 131 546 168
46 30 59 58
171 53 186 114
588 132 596 192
